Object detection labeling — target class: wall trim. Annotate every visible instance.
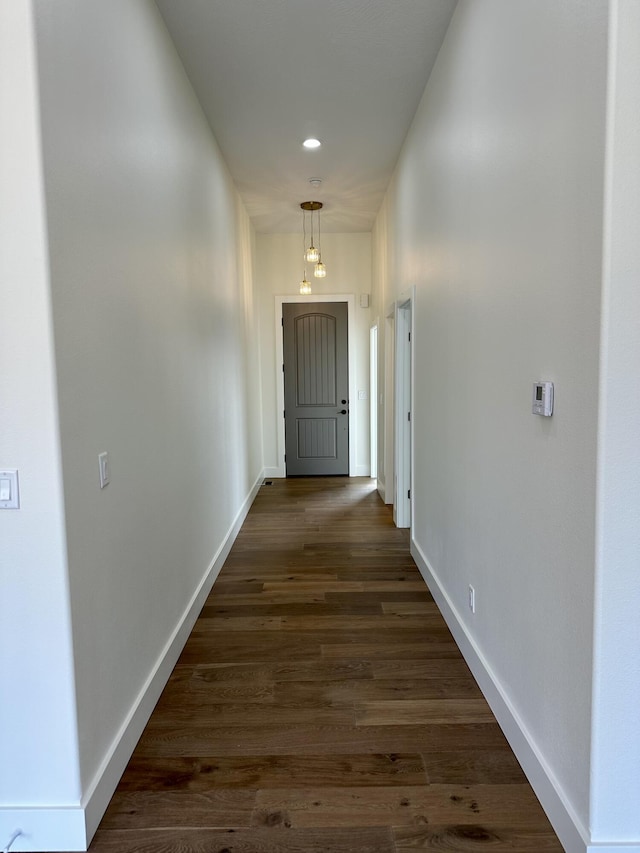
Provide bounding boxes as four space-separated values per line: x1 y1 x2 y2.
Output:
0 809 87 852
262 467 282 479
352 464 370 477
78 469 264 850
586 847 640 852
410 535 591 853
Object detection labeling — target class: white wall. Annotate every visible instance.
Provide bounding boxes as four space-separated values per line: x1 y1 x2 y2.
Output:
1 2 263 849
372 1 616 849
256 232 372 477
591 0 640 843
0 6 82 845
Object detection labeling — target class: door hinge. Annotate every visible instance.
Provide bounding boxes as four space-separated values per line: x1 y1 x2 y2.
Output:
284 454 287 463
407 411 411 422
281 316 284 326
282 363 285 372
408 331 411 342
283 410 285 418
408 489 411 499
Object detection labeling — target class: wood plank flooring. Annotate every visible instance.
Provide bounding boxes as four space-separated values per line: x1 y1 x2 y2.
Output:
87 477 563 852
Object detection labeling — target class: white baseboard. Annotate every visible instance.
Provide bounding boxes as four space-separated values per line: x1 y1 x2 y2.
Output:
351 465 371 477
0 809 87 852
376 476 386 503
410 535 590 853
587 847 640 852
2 470 266 853
262 466 284 478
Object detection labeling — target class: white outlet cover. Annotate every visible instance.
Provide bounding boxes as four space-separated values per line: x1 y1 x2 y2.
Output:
98 452 110 488
468 584 476 613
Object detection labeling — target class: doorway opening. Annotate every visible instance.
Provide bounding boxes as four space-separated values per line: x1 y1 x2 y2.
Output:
381 307 395 505
370 324 378 480
394 294 413 529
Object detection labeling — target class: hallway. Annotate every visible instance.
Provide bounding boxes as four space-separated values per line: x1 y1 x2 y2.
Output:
85 478 562 852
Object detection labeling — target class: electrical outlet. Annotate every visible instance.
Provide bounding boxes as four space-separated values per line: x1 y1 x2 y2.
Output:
0 470 19 509
98 452 110 488
468 584 476 614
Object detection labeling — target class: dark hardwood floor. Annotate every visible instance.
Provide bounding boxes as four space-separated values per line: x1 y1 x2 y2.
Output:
88 477 563 852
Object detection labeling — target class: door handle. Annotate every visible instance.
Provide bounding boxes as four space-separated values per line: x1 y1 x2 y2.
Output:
339 409 348 415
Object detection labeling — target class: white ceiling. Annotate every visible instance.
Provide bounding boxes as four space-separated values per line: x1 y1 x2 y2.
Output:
155 0 457 233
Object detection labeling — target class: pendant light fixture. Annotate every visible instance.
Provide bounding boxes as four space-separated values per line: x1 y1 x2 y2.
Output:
299 203 312 295
300 200 327 289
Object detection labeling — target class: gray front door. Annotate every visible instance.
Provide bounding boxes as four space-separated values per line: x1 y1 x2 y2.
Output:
283 302 349 476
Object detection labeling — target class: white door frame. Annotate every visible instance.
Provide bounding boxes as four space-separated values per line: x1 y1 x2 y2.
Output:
381 305 396 505
274 293 357 478
393 288 414 529
369 322 378 481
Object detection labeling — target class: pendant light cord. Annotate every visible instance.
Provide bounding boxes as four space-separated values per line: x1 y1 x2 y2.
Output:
302 208 307 275
302 207 306 257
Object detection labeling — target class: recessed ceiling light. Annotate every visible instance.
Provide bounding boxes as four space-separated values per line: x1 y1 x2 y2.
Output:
303 138 321 150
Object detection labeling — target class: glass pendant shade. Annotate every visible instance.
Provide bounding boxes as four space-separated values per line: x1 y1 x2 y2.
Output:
314 259 326 278
306 244 320 263
299 276 312 295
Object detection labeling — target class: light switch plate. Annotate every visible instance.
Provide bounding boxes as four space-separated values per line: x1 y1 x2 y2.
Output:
98 452 110 488
0 469 20 509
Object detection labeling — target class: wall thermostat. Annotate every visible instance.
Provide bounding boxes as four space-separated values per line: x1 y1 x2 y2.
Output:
532 381 554 416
